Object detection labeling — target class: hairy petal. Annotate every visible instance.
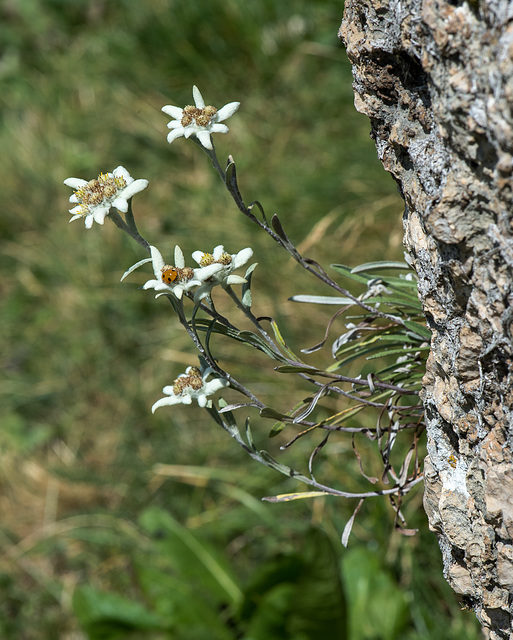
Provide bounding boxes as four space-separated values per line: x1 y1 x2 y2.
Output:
217 101 240 121
192 85 205 108
161 105 183 119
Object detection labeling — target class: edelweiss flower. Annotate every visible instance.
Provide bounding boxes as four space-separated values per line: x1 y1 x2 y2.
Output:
192 245 253 301
64 166 148 229
121 245 222 300
162 85 240 150
152 366 228 412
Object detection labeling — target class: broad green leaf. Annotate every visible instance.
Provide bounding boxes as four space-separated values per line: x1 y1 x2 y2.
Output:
139 507 242 606
342 547 409 640
135 564 234 638
242 583 296 640
241 528 347 640
73 585 168 639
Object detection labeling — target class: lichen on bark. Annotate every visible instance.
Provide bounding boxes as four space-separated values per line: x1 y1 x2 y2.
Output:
339 1 513 637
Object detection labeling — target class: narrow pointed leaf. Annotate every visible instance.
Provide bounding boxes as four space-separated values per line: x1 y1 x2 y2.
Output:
225 160 236 188
330 264 373 285
269 421 286 437
341 499 364 547
120 257 152 281
240 263 257 308
245 417 256 451
259 450 307 480
244 262 258 278
262 491 330 503
271 214 288 241
270 320 303 362
260 406 289 420
242 289 252 307
366 345 431 360
238 330 287 361
351 261 411 273
289 294 356 305
248 200 268 224
403 320 431 340
274 364 322 374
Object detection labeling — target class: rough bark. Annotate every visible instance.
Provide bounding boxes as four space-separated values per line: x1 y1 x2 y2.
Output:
339 1 513 637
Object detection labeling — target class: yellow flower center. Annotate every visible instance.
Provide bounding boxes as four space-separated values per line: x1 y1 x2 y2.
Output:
217 252 232 266
74 173 126 215
199 252 232 268
181 104 218 128
172 367 204 395
199 253 214 267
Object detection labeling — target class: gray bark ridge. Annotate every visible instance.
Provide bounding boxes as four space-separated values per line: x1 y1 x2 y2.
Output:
340 1 513 637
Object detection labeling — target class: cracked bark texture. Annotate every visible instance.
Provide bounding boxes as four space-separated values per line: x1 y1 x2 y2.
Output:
339 1 513 637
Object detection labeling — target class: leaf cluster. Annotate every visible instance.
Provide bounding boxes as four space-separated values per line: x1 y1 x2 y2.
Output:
72 509 347 640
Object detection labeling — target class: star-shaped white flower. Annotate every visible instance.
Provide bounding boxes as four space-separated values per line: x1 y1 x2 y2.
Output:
121 245 222 300
162 86 240 150
152 366 228 412
64 166 148 229
191 245 253 301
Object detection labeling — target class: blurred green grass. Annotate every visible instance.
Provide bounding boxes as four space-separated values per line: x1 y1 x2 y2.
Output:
0 0 481 638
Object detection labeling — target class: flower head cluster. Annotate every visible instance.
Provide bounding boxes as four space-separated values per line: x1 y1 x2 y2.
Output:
152 366 228 412
122 244 253 301
122 245 223 300
192 245 253 300
162 86 240 150
64 166 148 229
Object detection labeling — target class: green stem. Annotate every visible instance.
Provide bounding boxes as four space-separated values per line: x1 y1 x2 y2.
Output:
110 205 150 253
224 286 278 352
200 142 409 328
171 297 263 407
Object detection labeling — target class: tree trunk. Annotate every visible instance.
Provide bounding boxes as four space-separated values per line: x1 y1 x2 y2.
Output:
339 1 513 637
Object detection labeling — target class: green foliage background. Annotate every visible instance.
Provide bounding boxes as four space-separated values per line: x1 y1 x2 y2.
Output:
0 0 481 638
